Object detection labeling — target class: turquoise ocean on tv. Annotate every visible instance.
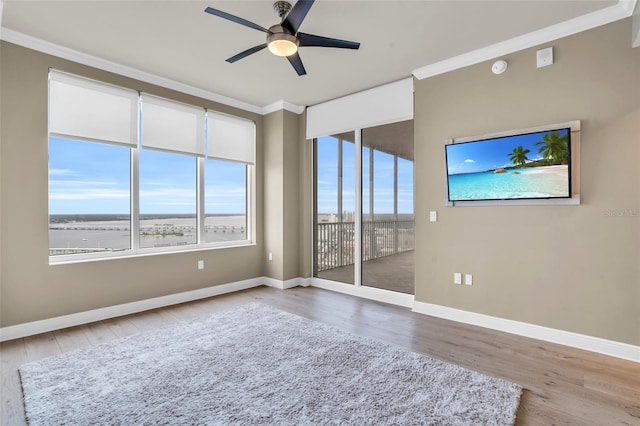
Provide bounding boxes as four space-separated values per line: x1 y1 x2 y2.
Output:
448 165 569 201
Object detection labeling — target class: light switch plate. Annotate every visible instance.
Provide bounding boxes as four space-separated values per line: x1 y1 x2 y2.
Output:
454 273 462 285
464 274 473 285
429 211 437 222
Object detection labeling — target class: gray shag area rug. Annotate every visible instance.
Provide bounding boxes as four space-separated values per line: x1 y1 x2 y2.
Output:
20 303 521 425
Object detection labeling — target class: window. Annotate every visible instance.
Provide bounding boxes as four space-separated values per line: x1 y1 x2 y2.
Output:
48 70 255 262
139 149 197 248
203 159 247 243
139 94 203 249
49 137 131 255
204 110 254 244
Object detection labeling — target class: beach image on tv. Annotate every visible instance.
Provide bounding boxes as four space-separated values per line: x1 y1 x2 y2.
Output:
446 128 570 201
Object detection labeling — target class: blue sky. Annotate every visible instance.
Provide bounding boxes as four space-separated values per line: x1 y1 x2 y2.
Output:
446 129 568 175
316 136 413 215
49 137 246 215
50 134 412 216
49 137 131 214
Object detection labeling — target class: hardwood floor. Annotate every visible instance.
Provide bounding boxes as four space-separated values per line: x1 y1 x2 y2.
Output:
317 251 415 295
2 286 639 425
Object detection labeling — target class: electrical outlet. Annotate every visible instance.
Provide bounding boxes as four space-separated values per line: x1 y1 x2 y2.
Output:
464 274 473 286
454 273 462 285
197 260 204 270
268 252 273 261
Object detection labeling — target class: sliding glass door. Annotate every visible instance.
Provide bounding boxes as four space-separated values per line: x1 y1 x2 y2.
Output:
314 132 356 284
361 121 414 294
314 122 414 294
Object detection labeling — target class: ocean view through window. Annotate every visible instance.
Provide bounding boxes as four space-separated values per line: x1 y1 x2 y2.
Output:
48 70 255 262
49 137 132 254
139 149 197 248
204 159 247 243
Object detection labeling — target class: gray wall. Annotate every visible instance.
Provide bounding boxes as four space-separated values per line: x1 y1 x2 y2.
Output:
0 42 265 326
414 18 639 346
263 109 302 282
263 110 285 281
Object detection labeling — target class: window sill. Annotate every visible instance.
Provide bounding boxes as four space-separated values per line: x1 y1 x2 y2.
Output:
48 240 256 266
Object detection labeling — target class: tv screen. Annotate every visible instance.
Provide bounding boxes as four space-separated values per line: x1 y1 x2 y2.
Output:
445 128 571 202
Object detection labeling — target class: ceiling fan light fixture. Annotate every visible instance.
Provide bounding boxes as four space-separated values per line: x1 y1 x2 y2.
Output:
204 1 360 75
267 31 299 57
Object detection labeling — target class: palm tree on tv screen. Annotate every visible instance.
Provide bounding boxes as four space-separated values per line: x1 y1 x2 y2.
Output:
509 145 531 167
535 130 569 165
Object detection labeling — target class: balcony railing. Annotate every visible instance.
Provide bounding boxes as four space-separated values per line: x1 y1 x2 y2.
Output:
316 220 414 272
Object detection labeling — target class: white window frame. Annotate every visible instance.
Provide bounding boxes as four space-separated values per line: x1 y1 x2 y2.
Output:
48 71 255 264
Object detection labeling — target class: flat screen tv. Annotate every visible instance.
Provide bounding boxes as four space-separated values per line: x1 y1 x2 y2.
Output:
445 125 573 203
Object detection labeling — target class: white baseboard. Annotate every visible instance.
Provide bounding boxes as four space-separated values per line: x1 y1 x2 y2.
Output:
310 277 415 308
0 277 270 342
263 276 311 290
0 276 312 342
3 278 636 364
412 301 640 363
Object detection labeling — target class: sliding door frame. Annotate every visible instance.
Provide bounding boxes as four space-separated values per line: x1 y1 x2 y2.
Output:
311 131 413 308
354 130 362 288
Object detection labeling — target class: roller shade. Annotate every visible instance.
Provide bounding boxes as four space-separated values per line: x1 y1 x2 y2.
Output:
141 94 205 156
49 70 138 146
306 78 413 139
207 111 255 165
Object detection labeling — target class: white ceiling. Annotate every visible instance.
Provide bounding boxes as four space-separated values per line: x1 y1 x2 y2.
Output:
0 0 629 111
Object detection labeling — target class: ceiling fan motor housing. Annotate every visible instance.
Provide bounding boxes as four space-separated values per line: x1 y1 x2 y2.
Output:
273 1 292 20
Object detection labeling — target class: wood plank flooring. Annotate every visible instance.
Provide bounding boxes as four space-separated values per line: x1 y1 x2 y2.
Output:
317 251 415 295
1 286 639 425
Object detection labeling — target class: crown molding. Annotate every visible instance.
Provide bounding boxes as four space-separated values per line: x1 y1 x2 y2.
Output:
622 0 640 15
3 0 633 112
262 100 306 115
0 27 308 116
413 0 637 80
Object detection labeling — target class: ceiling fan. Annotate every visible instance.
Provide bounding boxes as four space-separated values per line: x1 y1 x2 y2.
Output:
204 0 360 76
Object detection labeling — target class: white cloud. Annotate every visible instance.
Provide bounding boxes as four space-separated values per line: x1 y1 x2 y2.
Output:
49 168 75 176
50 179 118 187
205 202 242 207
49 188 129 200
464 159 475 163
155 202 197 206
140 188 195 199
204 186 245 198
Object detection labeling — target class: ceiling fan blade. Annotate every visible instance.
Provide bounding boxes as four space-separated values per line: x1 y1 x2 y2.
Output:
281 0 315 34
298 32 360 49
287 53 307 76
204 7 270 33
226 44 268 63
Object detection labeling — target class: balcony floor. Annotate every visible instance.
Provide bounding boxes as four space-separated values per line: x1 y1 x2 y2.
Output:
316 250 414 295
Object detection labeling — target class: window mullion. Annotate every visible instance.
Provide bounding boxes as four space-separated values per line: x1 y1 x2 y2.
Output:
197 156 205 244
131 143 140 253
246 164 252 242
